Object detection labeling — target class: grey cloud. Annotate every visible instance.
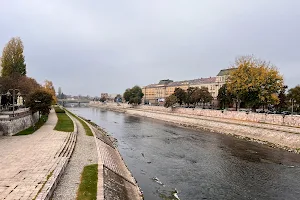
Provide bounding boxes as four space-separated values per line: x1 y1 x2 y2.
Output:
0 0 299 96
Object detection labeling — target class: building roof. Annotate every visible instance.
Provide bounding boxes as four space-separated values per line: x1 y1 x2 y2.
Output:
158 79 173 85
217 68 237 76
167 81 189 87
189 77 216 85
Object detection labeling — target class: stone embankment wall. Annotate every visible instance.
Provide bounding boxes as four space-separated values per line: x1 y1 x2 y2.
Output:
137 105 300 127
89 102 300 150
90 102 300 127
126 109 300 150
0 112 39 136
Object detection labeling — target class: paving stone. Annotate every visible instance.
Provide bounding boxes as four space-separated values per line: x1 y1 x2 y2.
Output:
0 109 70 200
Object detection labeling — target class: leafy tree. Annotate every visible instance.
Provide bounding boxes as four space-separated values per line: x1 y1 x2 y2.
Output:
190 87 201 106
185 87 197 106
227 56 284 111
287 85 300 112
123 86 144 105
275 86 288 112
199 87 213 108
26 89 53 115
1 37 26 77
123 89 131 102
164 94 178 108
44 80 57 104
129 96 142 105
0 75 41 103
287 85 300 103
217 84 234 109
100 96 106 102
174 88 186 105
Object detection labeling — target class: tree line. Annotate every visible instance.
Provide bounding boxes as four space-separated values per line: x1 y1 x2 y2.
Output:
165 87 213 108
217 55 299 113
0 37 56 115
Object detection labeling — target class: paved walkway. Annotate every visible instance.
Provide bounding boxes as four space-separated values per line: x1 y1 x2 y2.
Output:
52 118 98 199
0 109 71 200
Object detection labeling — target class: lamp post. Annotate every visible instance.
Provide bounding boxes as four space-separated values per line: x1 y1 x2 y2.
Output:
290 99 296 115
35 100 41 119
6 89 21 117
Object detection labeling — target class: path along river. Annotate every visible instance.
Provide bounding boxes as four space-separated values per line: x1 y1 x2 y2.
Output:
69 107 300 200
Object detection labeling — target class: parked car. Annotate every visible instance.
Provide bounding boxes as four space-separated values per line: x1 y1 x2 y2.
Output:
266 110 275 114
256 110 265 113
281 111 291 115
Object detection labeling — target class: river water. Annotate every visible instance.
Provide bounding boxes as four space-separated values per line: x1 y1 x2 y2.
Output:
69 107 300 200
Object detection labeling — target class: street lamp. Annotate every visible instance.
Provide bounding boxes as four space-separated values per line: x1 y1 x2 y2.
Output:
6 89 21 117
290 99 296 115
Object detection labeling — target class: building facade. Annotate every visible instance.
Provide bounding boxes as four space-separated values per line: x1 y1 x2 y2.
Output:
142 68 236 105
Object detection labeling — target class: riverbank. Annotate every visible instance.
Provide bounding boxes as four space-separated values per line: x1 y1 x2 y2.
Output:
65 109 143 199
90 102 300 153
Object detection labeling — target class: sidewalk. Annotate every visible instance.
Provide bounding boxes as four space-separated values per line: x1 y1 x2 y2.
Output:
52 117 97 199
0 109 73 200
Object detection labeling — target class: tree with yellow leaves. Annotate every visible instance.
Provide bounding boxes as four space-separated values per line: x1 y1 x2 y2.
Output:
43 80 57 104
1 37 26 77
227 56 284 111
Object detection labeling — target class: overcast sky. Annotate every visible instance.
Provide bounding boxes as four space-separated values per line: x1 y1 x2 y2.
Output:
0 0 299 96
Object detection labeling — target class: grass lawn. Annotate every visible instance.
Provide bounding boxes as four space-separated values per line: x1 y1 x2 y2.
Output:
54 108 74 132
14 115 48 136
67 110 93 136
77 164 98 200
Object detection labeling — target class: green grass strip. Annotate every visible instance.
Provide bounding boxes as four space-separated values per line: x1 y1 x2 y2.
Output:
76 164 98 200
54 111 74 132
14 115 48 136
66 110 93 136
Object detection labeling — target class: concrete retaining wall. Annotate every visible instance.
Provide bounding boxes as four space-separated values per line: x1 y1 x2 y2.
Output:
90 102 300 127
0 112 39 136
126 109 300 150
89 102 300 150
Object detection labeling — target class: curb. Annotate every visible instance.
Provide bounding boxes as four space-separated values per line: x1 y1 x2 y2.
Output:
35 112 78 200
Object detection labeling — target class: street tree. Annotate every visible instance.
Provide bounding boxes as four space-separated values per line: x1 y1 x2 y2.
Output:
26 89 53 115
174 88 186 105
199 87 213 108
164 94 178 108
0 75 41 103
100 96 106 102
44 80 57 104
217 84 234 109
185 87 197 106
1 37 26 77
227 56 284 111
190 87 201 106
123 89 131 102
275 86 288 112
123 86 144 105
287 85 300 112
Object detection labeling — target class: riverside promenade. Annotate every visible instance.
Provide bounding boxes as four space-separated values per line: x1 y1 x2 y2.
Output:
0 107 142 200
0 109 75 200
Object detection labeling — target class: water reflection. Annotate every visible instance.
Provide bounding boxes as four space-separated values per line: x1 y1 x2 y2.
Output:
69 107 300 200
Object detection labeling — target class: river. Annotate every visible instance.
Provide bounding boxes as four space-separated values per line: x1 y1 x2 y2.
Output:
68 107 300 200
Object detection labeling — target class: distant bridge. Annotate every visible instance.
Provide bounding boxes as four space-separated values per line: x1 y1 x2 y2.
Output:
57 99 90 107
